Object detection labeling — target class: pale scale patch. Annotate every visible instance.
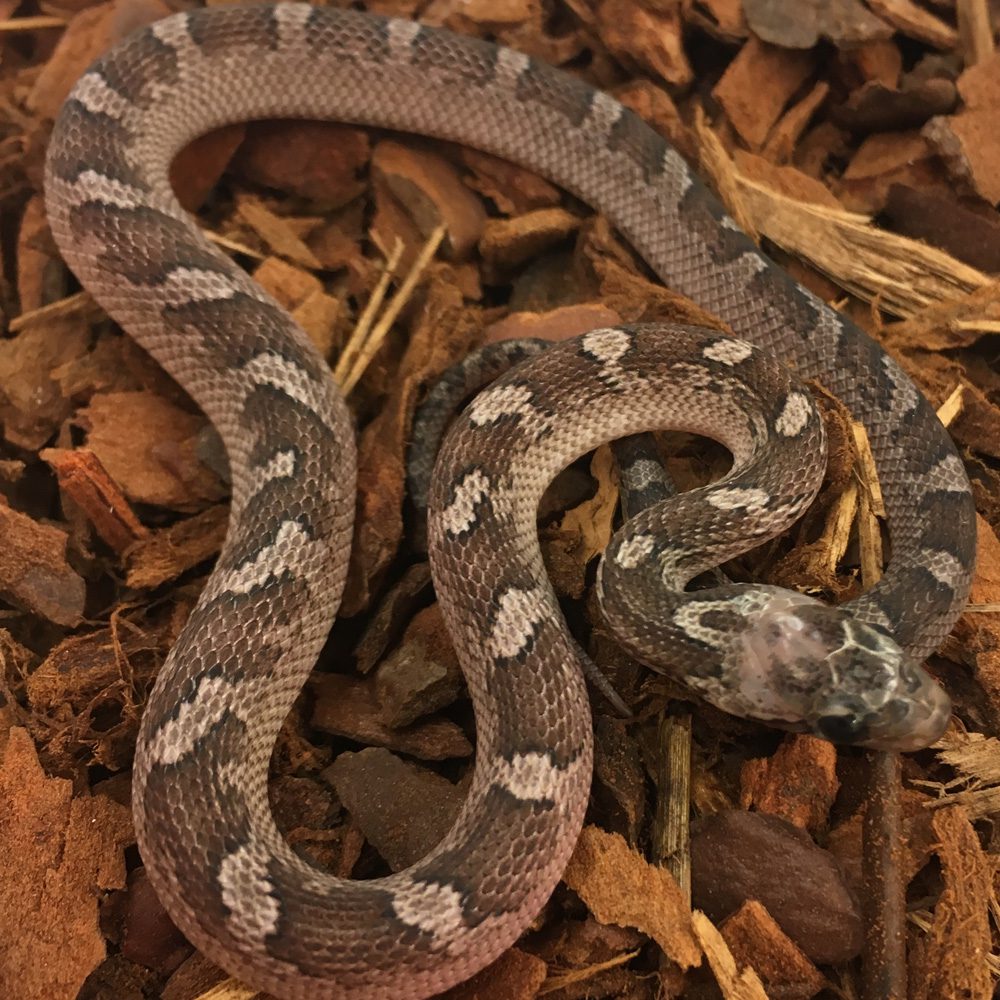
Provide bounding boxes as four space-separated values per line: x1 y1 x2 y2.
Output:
707 486 770 514
927 453 968 491
257 447 297 484
582 327 647 391
882 355 919 415
142 16 211 116
814 307 847 344
675 592 780 651
73 170 145 210
703 338 753 366
713 244 770 290
774 391 812 437
145 668 299 769
585 91 624 136
154 267 240 306
467 383 536 426
71 71 131 121
663 147 693 196
581 327 631 366
614 533 657 569
670 359 717 393
151 13 202 66
441 468 491 536
858 603 893 632
494 751 562 802
489 587 544 660
620 457 664 491
210 519 318 598
241 351 327 413
921 548 967 589
493 46 531 89
218 845 281 944
672 599 733 650
215 757 245 791
387 17 421 57
274 2 312 48
145 673 231 765
392 878 467 946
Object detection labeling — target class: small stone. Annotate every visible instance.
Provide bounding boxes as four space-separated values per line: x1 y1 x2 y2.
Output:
353 563 434 675
691 810 862 964
375 604 463 728
311 673 472 761
120 868 190 975
324 747 464 870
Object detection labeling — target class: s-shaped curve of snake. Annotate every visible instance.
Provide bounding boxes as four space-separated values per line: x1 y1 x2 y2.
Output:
45 5 975 998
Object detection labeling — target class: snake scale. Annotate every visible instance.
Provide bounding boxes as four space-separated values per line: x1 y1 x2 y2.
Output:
44 5 976 997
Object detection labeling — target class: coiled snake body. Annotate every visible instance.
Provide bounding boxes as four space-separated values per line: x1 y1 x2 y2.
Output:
45 6 975 998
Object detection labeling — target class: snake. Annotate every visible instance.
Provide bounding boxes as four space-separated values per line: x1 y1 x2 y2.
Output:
43 5 976 998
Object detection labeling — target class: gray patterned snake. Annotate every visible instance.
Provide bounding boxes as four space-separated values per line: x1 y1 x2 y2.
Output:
44 5 976 998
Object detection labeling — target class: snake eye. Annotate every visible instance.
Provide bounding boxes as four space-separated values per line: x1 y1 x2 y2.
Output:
816 712 868 744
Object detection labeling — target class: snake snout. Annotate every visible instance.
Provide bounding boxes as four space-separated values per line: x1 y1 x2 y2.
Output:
804 613 952 751
738 594 951 751
852 666 952 752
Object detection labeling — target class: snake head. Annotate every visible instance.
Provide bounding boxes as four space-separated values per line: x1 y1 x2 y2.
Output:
738 591 951 752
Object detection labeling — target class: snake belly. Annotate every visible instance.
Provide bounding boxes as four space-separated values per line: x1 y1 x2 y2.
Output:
44 5 976 998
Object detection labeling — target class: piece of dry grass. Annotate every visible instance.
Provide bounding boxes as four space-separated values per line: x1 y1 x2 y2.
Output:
335 226 446 395
695 115 989 318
